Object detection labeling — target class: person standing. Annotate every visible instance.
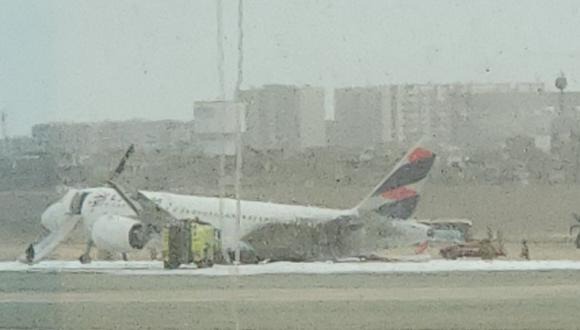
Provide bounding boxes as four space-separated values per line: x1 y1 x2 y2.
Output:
520 239 530 260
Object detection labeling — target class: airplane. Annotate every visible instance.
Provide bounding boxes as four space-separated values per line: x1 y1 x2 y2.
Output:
21 144 437 264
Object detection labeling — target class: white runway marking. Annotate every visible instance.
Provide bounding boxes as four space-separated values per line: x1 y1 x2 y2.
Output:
2 259 580 276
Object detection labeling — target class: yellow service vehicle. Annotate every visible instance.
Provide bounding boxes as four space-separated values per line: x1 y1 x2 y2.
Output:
191 220 222 267
162 218 222 269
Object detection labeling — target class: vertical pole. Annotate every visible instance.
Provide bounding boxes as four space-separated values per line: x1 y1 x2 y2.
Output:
219 141 228 263
234 0 244 264
1 111 7 156
235 0 244 97
234 106 242 264
0 112 6 140
559 89 565 116
215 0 230 263
216 0 225 101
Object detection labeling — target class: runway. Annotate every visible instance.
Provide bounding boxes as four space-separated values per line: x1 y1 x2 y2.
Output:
1 268 579 329
4 258 580 276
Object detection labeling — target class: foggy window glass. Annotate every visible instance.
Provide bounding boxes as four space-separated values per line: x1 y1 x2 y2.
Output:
2 1 580 329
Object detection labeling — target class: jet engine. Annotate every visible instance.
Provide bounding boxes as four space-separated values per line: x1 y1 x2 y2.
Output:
91 215 148 253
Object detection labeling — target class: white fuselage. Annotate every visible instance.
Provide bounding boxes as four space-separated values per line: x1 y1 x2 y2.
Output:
78 188 357 250
32 145 439 262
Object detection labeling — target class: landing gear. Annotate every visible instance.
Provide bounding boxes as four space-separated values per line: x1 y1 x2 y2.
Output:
79 240 93 264
25 244 35 264
79 254 91 264
149 248 158 260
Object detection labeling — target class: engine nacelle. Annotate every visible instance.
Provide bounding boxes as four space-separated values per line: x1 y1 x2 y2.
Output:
91 215 148 253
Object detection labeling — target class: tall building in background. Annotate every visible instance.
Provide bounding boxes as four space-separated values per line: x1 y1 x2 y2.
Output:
31 120 195 164
193 101 245 156
392 84 439 144
327 82 551 150
326 87 383 148
327 84 455 148
27 82 576 163
238 85 326 152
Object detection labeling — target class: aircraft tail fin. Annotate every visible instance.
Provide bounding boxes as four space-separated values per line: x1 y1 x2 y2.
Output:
355 143 436 219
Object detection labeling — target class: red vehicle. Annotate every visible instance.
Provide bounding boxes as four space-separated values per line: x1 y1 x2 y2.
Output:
440 240 504 260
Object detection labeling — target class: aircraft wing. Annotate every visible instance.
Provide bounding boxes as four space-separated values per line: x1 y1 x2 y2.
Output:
107 179 176 228
106 145 176 228
18 215 80 264
134 191 177 227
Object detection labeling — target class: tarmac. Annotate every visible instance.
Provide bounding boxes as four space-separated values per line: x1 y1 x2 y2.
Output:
0 268 579 329
3 258 580 275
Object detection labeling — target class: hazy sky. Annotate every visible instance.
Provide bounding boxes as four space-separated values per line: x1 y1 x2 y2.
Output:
1 0 580 135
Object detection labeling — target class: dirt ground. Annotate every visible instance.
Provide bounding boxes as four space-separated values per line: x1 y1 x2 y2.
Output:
0 270 579 329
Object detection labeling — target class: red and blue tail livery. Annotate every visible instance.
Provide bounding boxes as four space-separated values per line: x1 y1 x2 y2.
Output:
356 146 435 219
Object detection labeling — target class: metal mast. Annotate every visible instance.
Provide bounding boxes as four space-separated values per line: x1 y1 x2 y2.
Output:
233 0 244 264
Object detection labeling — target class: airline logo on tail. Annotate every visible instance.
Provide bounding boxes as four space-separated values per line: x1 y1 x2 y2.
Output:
357 146 435 219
